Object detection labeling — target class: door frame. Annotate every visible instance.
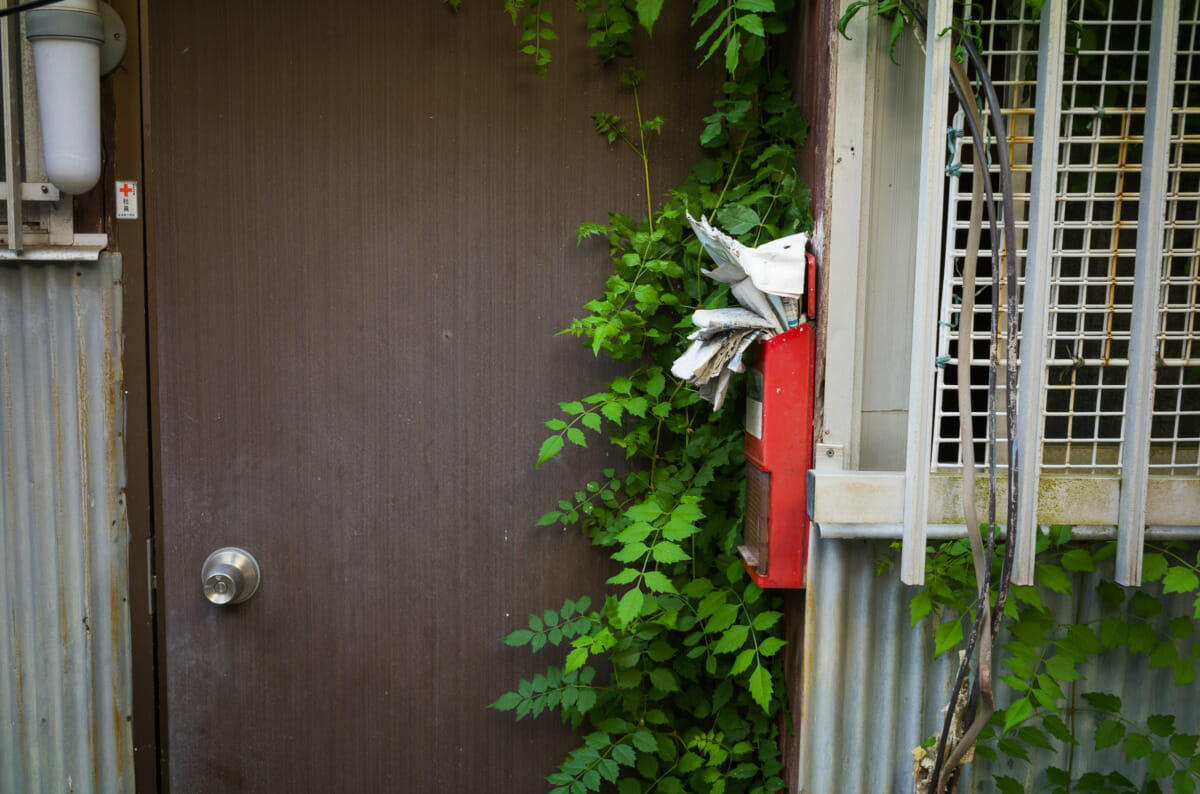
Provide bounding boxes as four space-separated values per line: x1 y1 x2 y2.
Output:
110 0 164 790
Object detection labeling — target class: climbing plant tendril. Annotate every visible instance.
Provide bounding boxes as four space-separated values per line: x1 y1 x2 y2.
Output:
445 1 810 791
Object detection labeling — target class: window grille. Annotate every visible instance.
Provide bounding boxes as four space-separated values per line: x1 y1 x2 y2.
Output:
898 0 1200 585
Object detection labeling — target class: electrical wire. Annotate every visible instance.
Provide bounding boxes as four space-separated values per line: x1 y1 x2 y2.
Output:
931 65 1005 794
934 60 997 794
895 1 1022 792
0 0 65 19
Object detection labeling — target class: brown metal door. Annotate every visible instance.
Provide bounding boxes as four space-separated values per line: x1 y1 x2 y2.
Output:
148 1 714 790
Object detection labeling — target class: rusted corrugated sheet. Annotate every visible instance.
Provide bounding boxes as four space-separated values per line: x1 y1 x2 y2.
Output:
0 253 133 793
797 532 1200 792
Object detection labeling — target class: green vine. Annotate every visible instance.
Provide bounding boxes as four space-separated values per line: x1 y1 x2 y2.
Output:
896 529 1200 793
467 1 809 792
835 1 1200 790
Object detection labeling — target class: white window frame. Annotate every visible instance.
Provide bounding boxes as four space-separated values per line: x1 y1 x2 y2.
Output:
812 0 1200 587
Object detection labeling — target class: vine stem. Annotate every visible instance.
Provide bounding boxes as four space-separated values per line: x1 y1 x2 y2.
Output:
1067 572 1087 787
1146 542 1200 570
716 135 747 208
633 84 655 233
649 381 686 486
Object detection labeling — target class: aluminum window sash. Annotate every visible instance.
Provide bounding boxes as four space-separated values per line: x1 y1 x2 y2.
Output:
822 0 873 473
1013 0 1068 587
1117 0 1181 586
901 0 955 585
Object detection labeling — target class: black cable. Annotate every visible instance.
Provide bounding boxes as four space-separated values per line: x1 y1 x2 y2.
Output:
928 68 1004 794
957 30 1022 637
894 2 1022 792
906 0 1023 624
0 0 64 19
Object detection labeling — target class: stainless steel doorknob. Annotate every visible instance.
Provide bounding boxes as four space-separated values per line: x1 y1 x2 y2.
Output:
201 547 261 605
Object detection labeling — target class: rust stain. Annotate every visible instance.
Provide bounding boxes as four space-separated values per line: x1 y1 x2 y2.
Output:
2 259 134 789
1104 111 1136 366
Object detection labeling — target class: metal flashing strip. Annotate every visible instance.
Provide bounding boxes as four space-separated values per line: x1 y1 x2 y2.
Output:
0 239 107 261
0 182 60 201
810 469 1200 535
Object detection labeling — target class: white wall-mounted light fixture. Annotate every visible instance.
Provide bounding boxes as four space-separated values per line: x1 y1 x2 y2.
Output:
24 0 124 196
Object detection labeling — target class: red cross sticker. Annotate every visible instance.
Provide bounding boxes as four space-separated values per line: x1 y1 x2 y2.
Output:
115 181 138 219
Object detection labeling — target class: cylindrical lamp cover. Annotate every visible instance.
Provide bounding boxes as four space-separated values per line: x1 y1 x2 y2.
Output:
31 36 101 195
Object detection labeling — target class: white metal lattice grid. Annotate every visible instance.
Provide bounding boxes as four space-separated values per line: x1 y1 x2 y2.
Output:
926 0 1200 475
1151 4 1200 475
1038 0 1151 472
931 0 1040 472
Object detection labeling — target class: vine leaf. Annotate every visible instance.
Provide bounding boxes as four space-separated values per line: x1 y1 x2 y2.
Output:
934 615 963 657
1121 732 1152 761
909 588 933 627
1147 714 1176 736
730 648 756 675
635 0 664 32
1142 552 1170 582
1002 697 1034 734
1038 564 1072 594
503 629 535 646
1082 691 1122 712
537 435 564 466
714 624 749 653
617 587 644 625
736 14 764 37
714 205 760 236
649 667 679 692
1061 548 1095 572
1042 714 1077 745
490 691 522 711
724 29 741 73
1163 566 1200 594
995 777 1024 794
1170 733 1200 756
748 663 773 711
1094 719 1125 749
757 636 786 656
642 570 677 594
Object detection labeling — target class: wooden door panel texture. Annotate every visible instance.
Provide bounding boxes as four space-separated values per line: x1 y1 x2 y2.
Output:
149 1 717 790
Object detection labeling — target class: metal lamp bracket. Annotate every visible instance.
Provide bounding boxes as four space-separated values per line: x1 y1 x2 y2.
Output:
24 2 125 76
97 2 126 77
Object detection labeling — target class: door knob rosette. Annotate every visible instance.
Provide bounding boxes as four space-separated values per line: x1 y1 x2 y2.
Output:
201 547 261 605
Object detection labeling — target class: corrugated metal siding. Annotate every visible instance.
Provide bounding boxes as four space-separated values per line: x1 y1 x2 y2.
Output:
0 254 133 793
797 533 1200 793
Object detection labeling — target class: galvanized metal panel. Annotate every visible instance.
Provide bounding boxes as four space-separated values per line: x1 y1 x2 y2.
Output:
796 535 1200 793
0 253 133 794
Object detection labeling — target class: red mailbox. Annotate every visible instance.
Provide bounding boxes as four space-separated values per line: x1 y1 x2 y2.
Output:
738 266 816 588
